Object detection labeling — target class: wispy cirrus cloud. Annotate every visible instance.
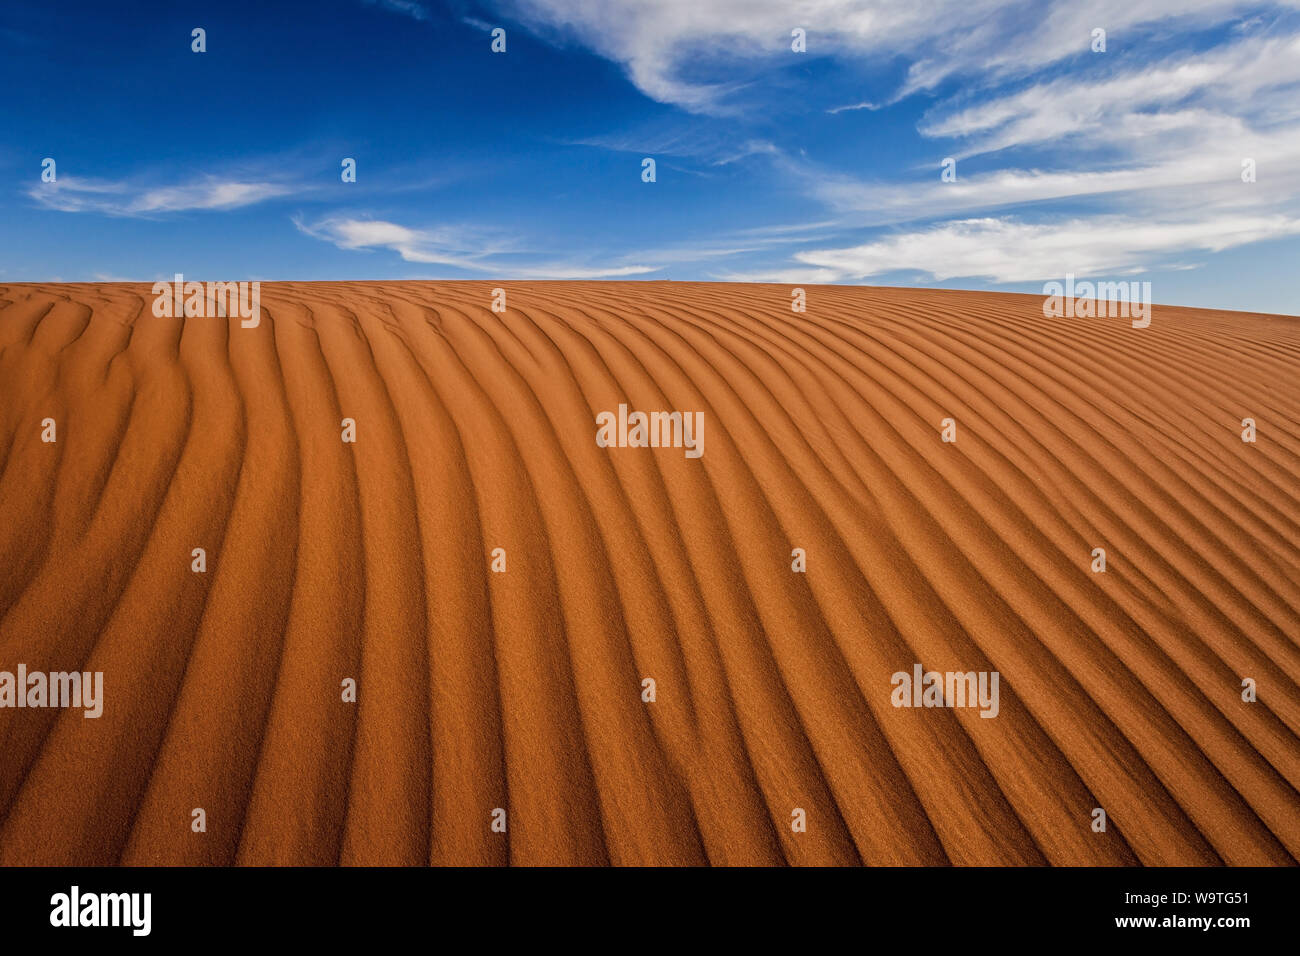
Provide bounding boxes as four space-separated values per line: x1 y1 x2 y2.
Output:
564 117 783 171
826 100 881 114
295 215 658 278
294 215 516 271
360 0 430 21
788 213 1300 283
919 32 1300 159
754 16 1300 281
495 0 1296 112
799 123 1300 226
30 174 299 216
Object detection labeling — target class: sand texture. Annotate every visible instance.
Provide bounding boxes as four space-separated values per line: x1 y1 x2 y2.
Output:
0 281 1297 866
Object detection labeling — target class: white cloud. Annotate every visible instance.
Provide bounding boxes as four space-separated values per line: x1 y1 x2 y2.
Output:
295 215 507 270
804 120 1300 225
296 215 659 278
920 32 1300 158
792 214 1300 283
498 0 957 112
827 100 881 114
133 180 295 213
607 7 1300 284
361 0 430 21
711 139 780 165
30 175 297 216
507 263 660 279
495 0 1300 111
710 266 844 283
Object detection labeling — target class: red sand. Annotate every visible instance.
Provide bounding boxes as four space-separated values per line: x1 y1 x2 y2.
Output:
0 281 1297 865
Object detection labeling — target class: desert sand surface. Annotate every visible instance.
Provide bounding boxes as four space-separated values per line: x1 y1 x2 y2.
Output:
0 280 1297 866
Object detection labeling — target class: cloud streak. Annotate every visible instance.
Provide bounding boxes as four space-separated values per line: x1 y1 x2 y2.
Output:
496 0 1298 112
30 175 299 216
790 213 1300 283
296 215 659 279
360 0 430 22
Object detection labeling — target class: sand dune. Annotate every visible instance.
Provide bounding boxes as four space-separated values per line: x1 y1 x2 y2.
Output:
0 280 1297 866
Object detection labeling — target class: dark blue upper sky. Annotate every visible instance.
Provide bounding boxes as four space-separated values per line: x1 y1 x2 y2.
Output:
3 0 1298 313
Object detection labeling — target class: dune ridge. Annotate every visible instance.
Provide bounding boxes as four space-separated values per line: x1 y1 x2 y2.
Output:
0 280 1297 866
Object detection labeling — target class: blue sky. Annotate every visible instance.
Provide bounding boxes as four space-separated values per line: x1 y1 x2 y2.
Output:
3 0 1299 313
